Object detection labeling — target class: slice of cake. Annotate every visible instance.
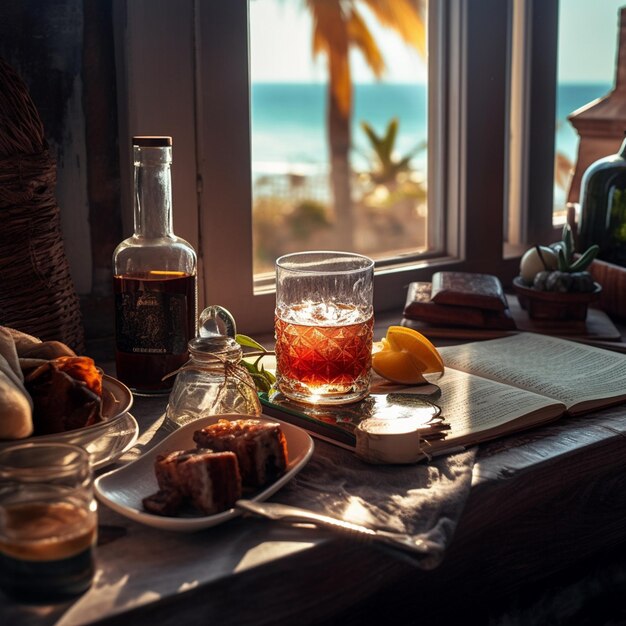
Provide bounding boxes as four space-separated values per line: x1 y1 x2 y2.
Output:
193 419 288 488
142 487 184 516
143 448 242 516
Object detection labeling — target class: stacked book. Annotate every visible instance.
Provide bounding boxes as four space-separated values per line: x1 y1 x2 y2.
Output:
403 271 516 331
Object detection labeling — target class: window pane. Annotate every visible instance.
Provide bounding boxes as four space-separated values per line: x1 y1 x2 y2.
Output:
554 0 624 222
249 0 430 277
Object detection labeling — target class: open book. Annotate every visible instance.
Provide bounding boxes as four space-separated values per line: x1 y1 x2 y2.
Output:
261 333 626 455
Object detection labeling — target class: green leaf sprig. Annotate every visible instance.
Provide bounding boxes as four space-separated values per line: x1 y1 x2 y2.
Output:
235 334 276 394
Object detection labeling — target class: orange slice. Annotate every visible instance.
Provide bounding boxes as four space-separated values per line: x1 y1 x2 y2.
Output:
372 326 444 384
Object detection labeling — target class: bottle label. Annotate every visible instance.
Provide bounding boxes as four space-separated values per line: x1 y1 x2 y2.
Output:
115 291 189 355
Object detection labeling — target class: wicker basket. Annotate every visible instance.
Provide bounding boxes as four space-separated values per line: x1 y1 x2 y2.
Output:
0 57 84 352
512 277 601 321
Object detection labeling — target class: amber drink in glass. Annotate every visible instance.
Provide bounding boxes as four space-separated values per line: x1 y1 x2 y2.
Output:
275 252 374 405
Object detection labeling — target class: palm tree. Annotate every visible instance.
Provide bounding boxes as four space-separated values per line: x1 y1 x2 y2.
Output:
305 0 426 248
360 117 425 186
555 151 574 192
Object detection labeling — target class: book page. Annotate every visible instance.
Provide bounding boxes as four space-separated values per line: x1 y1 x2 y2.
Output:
433 368 564 443
438 333 626 411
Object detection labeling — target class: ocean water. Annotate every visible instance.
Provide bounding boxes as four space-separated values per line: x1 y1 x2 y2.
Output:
250 81 613 178
251 83 427 176
556 82 613 162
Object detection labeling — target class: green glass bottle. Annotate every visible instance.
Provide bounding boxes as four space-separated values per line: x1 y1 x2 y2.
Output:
578 134 626 267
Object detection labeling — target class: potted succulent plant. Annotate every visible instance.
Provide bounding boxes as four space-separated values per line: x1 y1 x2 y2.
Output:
514 225 601 320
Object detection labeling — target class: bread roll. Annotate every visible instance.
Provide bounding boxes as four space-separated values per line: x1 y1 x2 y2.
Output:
18 358 48 373
18 340 77 360
0 326 23 382
0 369 33 439
0 354 32 409
3 326 41 354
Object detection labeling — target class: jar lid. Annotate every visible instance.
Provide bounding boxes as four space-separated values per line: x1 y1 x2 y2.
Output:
198 305 237 338
188 336 241 360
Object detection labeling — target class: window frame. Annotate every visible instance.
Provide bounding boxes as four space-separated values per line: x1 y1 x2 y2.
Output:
507 0 560 251
115 0 540 336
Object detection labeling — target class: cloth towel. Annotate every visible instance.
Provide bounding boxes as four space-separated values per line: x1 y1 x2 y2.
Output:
275 438 477 569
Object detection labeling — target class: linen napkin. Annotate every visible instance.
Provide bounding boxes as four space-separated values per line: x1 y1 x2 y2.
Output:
113 400 477 569
275 438 476 569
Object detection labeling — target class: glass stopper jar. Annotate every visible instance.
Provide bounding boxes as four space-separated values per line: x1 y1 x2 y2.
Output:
163 336 261 431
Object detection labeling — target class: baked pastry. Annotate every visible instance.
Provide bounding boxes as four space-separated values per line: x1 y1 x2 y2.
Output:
193 419 288 487
0 327 105 439
24 356 103 435
18 340 77 361
143 448 242 516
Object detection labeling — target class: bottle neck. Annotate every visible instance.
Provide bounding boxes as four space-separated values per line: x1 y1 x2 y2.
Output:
133 145 173 238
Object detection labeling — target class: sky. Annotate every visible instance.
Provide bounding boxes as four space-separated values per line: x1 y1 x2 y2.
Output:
249 1 427 83
558 0 626 83
250 0 626 85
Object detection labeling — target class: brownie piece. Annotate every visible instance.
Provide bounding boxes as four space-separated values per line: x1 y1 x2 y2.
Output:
144 448 242 516
193 419 288 488
142 488 184 516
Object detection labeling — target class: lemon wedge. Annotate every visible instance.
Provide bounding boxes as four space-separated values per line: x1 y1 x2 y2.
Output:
372 326 444 384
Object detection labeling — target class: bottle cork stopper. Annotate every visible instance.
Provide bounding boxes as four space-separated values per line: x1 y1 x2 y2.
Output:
133 136 172 147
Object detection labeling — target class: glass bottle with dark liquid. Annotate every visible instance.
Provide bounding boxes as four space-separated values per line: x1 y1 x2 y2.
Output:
578 134 626 268
113 136 197 394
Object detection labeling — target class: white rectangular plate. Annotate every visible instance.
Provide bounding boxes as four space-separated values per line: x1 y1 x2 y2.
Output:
94 414 314 532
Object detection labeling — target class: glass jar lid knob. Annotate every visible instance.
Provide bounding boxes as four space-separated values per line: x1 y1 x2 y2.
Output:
198 305 237 339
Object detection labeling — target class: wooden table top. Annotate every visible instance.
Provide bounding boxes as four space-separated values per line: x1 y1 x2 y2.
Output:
3 393 626 626
3 320 626 626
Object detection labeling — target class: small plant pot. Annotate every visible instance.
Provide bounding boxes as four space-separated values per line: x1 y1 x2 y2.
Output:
513 277 602 321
